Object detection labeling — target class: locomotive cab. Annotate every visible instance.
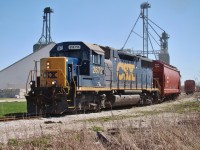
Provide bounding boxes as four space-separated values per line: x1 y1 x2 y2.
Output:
50 42 105 88
26 42 106 114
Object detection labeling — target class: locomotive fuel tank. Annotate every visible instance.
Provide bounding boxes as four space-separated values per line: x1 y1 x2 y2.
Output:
111 95 140 107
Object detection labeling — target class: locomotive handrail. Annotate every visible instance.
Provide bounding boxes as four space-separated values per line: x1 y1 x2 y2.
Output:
26 61 41 94
70 63 76 93
71 64 77 108
26 71 31 94
34 61 40 88
26 70 38 93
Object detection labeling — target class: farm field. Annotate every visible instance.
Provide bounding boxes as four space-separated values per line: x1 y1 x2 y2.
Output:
0 101 26 117
0 93 199 149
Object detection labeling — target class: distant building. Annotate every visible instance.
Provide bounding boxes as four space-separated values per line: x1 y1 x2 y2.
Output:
0 43 55 90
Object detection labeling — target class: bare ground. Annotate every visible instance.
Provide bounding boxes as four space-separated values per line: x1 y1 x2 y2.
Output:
0 94 198 144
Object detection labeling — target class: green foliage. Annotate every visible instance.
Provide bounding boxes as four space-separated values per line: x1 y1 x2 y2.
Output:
26 136 51 148
135 101 200 116
85 116 112 123
7 139 19 146
7 136 51 149
91 125 104 132
0 102 27 117
165 101 200 114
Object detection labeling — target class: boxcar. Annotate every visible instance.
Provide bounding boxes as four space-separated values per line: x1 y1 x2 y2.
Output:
184 80 195 94
153 60 181 100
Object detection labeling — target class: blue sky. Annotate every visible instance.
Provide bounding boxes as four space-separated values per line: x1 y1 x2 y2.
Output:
0 0 200 84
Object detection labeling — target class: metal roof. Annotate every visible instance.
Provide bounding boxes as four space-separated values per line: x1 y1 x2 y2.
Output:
84 43 105 55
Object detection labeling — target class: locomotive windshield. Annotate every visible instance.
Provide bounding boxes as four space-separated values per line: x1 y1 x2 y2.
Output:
51 50 89 60
59 50 80 58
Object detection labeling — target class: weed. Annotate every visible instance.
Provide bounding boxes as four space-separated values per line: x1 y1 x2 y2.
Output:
164 101 200 114
7 139 19 146
91 126 104 132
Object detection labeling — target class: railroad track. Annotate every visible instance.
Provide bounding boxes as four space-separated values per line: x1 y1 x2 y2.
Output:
0 114 43 122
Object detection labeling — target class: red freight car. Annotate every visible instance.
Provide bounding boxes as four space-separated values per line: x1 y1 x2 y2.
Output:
153 60 181 100
184 80 195 94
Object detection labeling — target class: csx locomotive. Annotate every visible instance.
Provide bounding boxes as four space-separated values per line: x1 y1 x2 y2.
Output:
26 41 181 114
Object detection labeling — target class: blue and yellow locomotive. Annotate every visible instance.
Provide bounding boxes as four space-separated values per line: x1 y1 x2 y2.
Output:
26 41 160 114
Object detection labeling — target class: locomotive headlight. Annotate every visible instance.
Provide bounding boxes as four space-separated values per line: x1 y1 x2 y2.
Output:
46 62 50 69
52 80 57 85
29 81 35 89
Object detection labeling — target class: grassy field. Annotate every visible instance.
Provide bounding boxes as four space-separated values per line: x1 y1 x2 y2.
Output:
1 102 200 150
0 102 27 117
0 97 200 149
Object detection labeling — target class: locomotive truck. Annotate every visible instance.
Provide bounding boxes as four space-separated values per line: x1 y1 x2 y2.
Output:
26 41 181 115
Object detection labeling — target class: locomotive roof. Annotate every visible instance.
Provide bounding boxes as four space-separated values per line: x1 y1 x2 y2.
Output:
117 50 152 62
84 43 104 55
52 41 105 55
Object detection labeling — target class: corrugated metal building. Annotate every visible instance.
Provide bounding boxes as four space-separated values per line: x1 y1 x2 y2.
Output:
0 43 55 90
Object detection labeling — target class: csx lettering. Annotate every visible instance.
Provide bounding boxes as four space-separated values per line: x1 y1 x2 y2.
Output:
116 62 135 81
48 71 57 78
93 66 103 74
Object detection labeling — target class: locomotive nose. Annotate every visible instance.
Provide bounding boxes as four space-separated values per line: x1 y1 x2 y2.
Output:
40 57 67 87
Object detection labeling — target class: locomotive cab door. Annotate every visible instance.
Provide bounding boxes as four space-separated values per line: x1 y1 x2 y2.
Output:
67 63 76 108
67 64 73 84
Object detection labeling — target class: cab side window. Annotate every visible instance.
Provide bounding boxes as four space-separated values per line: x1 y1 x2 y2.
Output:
92 52 101 65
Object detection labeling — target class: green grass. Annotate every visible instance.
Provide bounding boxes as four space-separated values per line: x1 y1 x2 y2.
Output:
81 101 200 123
90 125 104 132
136 101 200 116
0 98 26 100
7 136 51 148
0 102 27 117
164 101 200 114
0 98 14 101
